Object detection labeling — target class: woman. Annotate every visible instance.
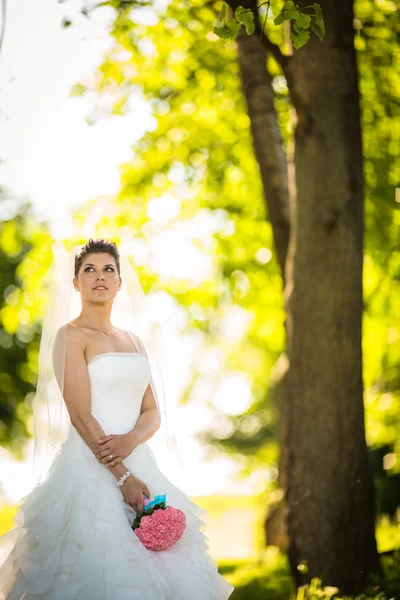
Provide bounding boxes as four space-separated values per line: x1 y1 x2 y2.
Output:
0 238 234 600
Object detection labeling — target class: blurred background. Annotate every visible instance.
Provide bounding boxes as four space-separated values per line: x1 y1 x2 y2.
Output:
0 0 399 598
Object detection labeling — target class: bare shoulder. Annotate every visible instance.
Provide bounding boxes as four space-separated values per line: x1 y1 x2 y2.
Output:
115 326 140 345
123 328 141 347
65 320 86 339
114 325 133 336
52 323 87 386
58 321 88 357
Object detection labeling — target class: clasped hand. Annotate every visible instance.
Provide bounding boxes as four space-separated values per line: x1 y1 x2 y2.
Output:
93 432 139 468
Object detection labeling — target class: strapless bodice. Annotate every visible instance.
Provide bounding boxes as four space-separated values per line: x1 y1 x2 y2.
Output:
62 351 157 477
87 352 151 435
65 352 150 435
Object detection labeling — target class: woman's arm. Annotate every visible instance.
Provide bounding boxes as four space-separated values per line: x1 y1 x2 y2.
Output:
127 329 161 443
94 381 161 468
130 382 161 444
57 325 129 483
73 415 129 481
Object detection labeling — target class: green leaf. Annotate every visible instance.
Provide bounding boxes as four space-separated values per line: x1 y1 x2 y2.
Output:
132 512 143 530
313 2 323 19
285 8 300 20
283 1 296 11
291 27 310 48
219 1 228 23
310 19 325 40
214 23 236 39
274 0 323 47
235 7 255 35
215 1 229 27
274 12 285 25
311 2 325 39
228 18 240 38
274 6 299 25
295 13 311 29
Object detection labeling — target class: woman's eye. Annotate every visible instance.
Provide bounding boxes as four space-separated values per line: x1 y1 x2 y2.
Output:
84 267 114 272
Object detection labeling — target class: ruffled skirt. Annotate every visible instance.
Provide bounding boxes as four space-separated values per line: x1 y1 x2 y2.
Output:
0 429 234 599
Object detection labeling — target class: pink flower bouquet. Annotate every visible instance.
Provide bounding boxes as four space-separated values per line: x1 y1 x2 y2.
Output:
132 494 186 551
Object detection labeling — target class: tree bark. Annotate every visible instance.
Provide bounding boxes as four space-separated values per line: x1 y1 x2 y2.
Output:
235 23 292 551
283 0 381 592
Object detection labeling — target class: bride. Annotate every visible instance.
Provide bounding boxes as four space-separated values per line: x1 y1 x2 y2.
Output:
0 238 234 600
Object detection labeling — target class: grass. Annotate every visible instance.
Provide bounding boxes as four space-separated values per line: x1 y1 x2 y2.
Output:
218 550 400 600
219 548 294 600
216 516 400 600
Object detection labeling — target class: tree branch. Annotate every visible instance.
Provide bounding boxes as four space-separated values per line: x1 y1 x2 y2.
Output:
254 11 300 112
258 28 290 72
225 0 291 75
236 27 291 275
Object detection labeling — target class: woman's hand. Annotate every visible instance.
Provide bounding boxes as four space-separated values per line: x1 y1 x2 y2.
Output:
121 474 150 512
93 431 140 467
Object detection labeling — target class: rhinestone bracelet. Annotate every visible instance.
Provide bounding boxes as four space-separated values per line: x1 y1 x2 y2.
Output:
116 469 134 488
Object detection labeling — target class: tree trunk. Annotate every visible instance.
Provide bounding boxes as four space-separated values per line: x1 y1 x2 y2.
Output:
235 24 292 550
283 0 381 592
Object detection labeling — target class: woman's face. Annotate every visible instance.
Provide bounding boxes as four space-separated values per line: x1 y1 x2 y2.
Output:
73 252 122 303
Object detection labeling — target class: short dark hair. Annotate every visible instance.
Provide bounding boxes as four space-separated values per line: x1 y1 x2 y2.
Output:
74 238 120 277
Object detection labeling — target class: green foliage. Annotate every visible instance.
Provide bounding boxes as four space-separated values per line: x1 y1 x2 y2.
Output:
273 1 325 48
212 1 324 48
235 6 256 35
0 194 53 456
221 549 294 600
214 2 239 39
213 3 255 39
356 0 400 469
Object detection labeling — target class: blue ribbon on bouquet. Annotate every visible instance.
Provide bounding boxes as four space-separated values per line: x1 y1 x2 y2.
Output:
143 494 167 509
132 494 168 530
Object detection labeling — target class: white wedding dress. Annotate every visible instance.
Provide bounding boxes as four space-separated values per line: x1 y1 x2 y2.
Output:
0 352 234 599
